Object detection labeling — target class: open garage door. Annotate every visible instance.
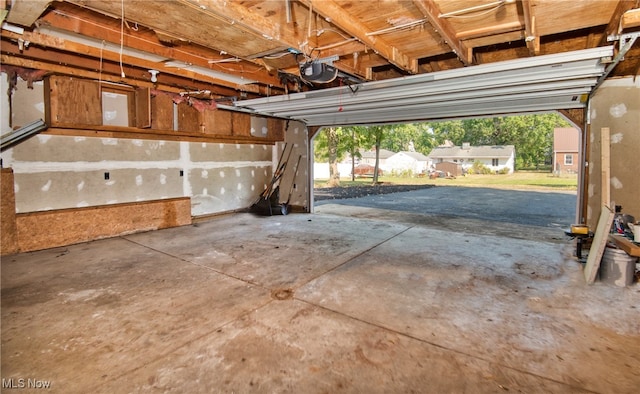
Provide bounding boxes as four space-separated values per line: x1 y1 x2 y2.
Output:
233 47 613 127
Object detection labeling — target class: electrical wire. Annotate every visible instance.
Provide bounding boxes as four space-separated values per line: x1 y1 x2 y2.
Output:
119 0 125 77
439 0 510 19
99 40 104 87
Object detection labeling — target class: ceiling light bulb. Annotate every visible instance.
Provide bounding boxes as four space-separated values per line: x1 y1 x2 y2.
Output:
149 69 159 83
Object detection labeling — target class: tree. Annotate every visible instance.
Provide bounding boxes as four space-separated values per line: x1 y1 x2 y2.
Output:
326 127 341 186
425 113 570 170
363 125 390 184
343 126 369 181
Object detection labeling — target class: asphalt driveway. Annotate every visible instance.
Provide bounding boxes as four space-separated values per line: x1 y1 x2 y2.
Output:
315 186 577 229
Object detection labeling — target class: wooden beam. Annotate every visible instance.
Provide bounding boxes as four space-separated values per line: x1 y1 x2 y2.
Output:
520 0 540 55
584 205 614 284
599 0 638 46
0 51 254 98
299 0 418 73
558 109 585 128
5 0 51 27
601 127 610 208
38 7 283 88
456 21 523 40
1 30 263 94
622 7 640 29
413 0 472 65
177 0 282 42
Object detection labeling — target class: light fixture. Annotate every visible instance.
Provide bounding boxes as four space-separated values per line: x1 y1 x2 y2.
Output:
149 69 159 83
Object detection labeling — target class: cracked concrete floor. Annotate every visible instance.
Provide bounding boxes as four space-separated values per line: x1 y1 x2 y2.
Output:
1 206 639 393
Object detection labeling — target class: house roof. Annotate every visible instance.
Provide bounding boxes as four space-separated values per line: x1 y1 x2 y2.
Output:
360 149 395 160
554 128 580 152
391 151 430 162
428 145 515 159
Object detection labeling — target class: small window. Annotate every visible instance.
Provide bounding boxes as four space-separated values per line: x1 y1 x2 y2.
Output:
564 154 573 165
101 85 135 127
492 158 499 166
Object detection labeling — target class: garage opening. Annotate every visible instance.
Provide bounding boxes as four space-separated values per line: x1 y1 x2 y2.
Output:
311 112 580 234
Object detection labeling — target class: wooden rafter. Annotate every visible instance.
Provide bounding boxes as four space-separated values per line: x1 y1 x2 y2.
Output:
413 0 472 65
456 21 523 40
177 0 283 44
299 0 418 74
520 0 540 55
599 0 639 46
38 6 283 88
621 7 640 29
2 30 260 93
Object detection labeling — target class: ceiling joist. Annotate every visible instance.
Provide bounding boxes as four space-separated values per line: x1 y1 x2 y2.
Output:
36 5 284 88
520 0 540 55
599 0 639 46
299 0 418 74
414 0 473 65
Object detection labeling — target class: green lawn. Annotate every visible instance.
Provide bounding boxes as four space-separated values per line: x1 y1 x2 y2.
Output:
315 171 578 192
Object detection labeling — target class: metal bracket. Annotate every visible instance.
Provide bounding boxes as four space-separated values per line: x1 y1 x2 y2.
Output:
594 31 640 92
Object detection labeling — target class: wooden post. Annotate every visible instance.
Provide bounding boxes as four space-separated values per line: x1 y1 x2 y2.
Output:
601 127 610 207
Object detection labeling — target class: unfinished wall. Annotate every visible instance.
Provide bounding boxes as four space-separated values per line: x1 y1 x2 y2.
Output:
1 169 18 253
281 121 310 211
587 77 640 228
2 134 273 214
0 73 304 253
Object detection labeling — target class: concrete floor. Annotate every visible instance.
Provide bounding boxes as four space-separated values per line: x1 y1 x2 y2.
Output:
1 205 639 393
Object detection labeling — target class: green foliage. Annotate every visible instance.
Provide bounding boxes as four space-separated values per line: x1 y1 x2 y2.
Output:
391 169 414 178
312 113 571 179
468 161 493 175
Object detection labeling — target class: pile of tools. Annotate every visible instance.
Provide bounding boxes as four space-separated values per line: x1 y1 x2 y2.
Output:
250 143 301 216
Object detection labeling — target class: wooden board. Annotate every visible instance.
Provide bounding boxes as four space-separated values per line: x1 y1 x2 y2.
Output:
0 168 18 255
135 87 151 128
177 102 202 132
151 92 174 131
601 127 610 207
232 112 251 137
268 118 285 141
14 198 191 253
584 205 615 284
45 75 102 126
202 109 232 136
608 234 640 257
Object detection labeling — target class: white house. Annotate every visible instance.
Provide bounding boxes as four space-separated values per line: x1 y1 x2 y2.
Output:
359 148 395 171
427 143 515 174
386 151 431 175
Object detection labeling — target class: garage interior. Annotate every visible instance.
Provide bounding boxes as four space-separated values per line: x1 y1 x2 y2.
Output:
1 1 639 392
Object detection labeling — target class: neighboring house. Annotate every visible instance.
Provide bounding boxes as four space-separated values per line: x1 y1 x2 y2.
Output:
386 151 431 175
427 143 516 174
553 127 580 174
359 148 395 171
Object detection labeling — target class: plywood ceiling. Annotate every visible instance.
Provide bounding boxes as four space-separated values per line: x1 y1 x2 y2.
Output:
1 1 639 101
